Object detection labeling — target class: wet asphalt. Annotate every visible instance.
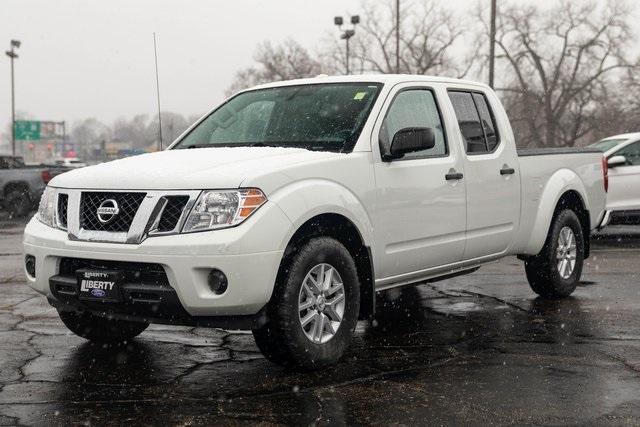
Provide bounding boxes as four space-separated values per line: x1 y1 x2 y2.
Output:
1 216 640 425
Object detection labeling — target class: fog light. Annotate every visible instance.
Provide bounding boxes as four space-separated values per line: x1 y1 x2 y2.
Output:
208 269 228 295
25 255 36 277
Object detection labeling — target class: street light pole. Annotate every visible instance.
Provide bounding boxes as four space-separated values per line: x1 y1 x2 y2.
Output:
5 40 20 157
396 0 400 73
334 16 359 75
489 0 497 88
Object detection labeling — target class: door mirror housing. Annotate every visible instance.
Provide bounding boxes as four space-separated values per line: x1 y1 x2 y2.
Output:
608 155 627 168
384 127 436 161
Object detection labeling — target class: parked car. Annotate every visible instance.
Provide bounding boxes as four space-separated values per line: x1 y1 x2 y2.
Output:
0 155 52 217
23 75 607 368
44 158 87 169
589 133 640 224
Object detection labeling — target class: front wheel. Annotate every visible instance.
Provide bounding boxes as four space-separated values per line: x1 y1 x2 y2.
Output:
6 190 31 218
525 209 584 299
58 310 149 343
252 237 360 369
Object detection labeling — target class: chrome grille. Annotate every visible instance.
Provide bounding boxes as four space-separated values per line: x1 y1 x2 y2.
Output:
157 196 189 232
80 192 146 232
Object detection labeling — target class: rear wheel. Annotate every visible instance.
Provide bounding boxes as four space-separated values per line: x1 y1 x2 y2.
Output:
58 310 149 343
525 209 584 299
252 237 360 369
6 190 31 218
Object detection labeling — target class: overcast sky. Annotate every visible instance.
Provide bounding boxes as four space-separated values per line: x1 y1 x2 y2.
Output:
1 0 560 135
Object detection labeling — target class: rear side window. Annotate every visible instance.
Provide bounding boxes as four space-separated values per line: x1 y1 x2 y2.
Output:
379 89 447 160
448 90 500 154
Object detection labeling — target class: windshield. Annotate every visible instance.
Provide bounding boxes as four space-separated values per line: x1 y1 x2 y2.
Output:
588 138 629 152
173 83 382 152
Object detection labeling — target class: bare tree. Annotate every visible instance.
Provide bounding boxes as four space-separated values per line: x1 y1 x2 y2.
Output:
329 0 470 76
484 0 638 147
225 39 323 96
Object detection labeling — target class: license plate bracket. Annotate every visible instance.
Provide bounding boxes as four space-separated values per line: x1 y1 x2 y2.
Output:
77 269 123 302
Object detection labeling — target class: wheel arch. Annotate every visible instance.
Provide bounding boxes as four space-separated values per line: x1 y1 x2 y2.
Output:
276 213 375 321
520 168 591 258
521 169 591 258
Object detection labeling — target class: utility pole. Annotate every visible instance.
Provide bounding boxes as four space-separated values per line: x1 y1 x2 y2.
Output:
334 15 360 75
396 0 400 73
5 40 21 157
153 33 163 150
489 0 497 88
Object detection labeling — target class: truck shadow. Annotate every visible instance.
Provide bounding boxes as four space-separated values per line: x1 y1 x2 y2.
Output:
46 285 603 424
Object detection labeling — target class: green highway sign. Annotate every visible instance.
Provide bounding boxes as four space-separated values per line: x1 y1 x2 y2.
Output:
15 120 41 140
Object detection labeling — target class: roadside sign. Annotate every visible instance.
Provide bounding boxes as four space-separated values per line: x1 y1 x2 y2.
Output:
14 120 41 140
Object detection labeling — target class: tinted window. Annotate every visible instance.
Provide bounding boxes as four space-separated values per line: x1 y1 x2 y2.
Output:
473 93 499 151
379 89 447 160
448 91 500 154
616 141 640 166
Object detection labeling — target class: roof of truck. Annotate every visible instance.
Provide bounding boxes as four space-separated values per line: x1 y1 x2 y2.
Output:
248 74 490 92
600 132 640 141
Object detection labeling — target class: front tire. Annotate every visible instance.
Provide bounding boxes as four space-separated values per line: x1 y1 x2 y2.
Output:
58 310 149 343
6 190 31 218
252 237 360 369
525 209 584 299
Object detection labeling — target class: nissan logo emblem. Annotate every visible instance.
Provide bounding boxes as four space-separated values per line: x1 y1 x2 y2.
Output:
96 199 120 224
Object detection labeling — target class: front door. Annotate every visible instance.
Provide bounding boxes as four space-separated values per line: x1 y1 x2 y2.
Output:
608 141 640 212
447 89 520 260
372 85 467 282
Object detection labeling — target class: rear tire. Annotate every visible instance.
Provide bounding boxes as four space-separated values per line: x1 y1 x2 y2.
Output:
252 237 360 369
525 209 584 299
6 190 31 218
58 310 149 343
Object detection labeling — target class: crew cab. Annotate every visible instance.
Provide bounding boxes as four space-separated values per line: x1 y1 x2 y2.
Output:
23 75 608 368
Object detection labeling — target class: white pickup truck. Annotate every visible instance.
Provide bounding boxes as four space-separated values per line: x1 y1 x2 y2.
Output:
24 75 608 368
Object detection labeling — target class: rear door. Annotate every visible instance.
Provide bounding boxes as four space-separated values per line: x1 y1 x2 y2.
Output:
372 83 467 282
447 89 520 260
608 140 640 212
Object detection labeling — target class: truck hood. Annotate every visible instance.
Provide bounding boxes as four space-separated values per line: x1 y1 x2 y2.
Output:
50 147 341 190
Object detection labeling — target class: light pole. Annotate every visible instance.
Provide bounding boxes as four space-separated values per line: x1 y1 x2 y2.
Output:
5 39 20 157
489 0 497 88
334 15 359 75
396 0 400 73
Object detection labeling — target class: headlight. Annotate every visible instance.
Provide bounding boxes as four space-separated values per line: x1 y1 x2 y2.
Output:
182 188 267 233
37 186 56 227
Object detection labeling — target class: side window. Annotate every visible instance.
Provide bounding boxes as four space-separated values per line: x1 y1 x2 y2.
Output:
616 141 640 166
0 158 9 169
379 89 447 160
448 90 500 154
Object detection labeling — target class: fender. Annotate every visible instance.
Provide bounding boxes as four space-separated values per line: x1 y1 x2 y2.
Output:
267 178 374 251
519 168 589 256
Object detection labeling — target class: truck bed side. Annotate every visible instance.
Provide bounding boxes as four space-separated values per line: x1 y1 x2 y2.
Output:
511 150 606 256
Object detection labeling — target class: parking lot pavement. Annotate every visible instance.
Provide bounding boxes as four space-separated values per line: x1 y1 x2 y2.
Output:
1 220 640 425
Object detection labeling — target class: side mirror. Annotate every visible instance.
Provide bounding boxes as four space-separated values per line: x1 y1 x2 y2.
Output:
385 127 436 161
608 155 627 168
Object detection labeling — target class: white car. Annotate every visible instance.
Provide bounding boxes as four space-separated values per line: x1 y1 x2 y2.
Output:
589 133 640 224
45 158 87 169
23 75 607 368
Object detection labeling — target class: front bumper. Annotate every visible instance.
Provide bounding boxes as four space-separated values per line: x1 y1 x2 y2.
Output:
23 203 291 319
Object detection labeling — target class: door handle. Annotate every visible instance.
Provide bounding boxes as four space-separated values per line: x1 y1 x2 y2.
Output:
445 172 464 181
500 167 515 175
